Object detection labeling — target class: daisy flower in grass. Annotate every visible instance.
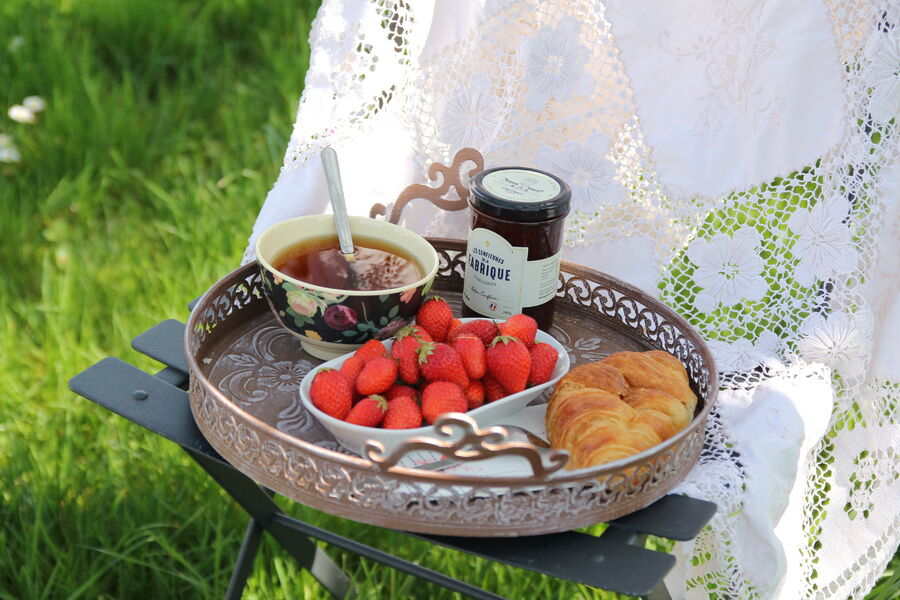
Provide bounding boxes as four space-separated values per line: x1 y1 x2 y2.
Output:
0 133 20 163
8 105 35 124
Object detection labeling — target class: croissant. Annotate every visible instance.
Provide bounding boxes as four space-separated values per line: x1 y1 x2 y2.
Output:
546 350 697 469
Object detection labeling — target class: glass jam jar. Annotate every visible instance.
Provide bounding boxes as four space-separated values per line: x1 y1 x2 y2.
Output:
462 166 571 330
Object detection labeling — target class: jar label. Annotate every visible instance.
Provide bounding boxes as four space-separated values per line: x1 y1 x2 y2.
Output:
481 169 561 203
521 251 561 307
463 228 560 318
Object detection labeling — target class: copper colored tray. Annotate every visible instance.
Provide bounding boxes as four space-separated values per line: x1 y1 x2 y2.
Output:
186 239 717 537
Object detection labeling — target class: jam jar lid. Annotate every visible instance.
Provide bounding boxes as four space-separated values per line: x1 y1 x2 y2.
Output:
469 167 571 222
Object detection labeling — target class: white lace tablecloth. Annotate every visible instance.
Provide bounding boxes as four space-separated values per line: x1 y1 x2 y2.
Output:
242 2 900 598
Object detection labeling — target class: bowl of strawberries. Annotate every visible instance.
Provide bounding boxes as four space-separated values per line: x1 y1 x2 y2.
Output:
298 297 570 458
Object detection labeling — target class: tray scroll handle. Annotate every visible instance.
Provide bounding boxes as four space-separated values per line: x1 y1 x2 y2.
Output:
363 413 570 479
369 148 485 224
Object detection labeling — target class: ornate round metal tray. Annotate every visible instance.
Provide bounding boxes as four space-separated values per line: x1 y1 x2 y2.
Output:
185 239 717 537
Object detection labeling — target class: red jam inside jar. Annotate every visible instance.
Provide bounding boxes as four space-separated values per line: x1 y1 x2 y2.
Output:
462 167 571 330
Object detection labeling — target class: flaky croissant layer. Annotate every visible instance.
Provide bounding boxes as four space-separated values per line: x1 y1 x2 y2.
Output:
546 351 697 470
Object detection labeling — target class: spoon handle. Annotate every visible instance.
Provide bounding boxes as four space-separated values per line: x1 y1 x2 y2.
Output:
320 146 355 257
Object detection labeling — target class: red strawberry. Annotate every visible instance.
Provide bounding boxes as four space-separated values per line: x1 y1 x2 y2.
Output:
391 325 431 357
354 338 389 363
448 319 500 346
345 395 388 427
386 383 418 401
446 318 463 341
339 355 365 382
417 341 470 389
420 381 467 424
452 335 487 380
391 326 430 384
415 296 453 342
309 368 353 419
356 356 398 396
528 343 559 385
407 324 433 342
486 336 531 394
338 355 366 402
383 396 424 429
498 313 538 348
397 348 421 385
483 375 507 403
464 380 485 409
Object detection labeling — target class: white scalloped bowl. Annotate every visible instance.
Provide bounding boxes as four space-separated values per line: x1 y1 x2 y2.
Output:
298 318 570 456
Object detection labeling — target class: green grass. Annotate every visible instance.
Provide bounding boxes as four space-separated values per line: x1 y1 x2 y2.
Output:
0 1 611 598
0 1 897 599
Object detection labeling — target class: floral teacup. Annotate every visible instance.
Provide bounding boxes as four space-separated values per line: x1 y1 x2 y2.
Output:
255 215 438 360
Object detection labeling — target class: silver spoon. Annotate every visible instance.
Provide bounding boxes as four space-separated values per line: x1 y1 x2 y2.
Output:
416 424 551 472
320 146 356 263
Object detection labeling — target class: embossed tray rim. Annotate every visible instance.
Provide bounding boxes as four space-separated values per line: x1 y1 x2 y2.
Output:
185 239 718 534
188 274 715 482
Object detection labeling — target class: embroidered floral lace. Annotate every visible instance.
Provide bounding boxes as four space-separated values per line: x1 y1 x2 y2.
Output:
243 2 900 598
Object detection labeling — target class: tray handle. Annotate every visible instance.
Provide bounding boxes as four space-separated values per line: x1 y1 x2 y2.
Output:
369 148 484 224
362 413 570 479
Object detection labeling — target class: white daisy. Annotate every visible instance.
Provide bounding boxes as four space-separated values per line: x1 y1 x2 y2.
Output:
796 311 870 379
522 16 594 113
787 197 857 287
8 105 35 124
23 96 46 113
687 227 767 312
708 330 781 373
534 134 625 212
0 145 21 163
438 74 502 151
862 28 900 123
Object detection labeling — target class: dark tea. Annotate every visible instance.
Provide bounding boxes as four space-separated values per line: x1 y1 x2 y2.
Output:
272 235 423 291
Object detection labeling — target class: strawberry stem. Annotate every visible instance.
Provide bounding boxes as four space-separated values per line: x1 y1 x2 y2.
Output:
371 394 388 412
490 335 520 347
416 341 437 364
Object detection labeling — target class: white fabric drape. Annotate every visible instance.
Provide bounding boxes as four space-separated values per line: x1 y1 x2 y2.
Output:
244 2 900 598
